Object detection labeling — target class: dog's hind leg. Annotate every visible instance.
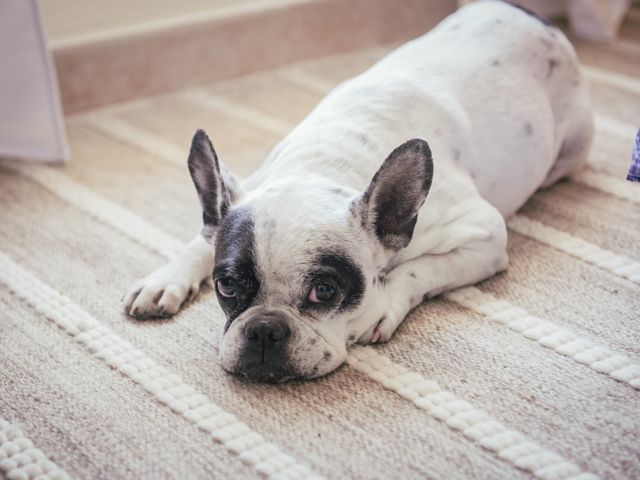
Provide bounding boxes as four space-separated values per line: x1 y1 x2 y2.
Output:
542 109 594 188
542 65 595 188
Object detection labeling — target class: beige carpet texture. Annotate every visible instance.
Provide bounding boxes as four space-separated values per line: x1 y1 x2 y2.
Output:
2 9 640 480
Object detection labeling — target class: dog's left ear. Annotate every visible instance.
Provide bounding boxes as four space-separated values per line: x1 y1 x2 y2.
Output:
187 129 243 238
355 138 433 251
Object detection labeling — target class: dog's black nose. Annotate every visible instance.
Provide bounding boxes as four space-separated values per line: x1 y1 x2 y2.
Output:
239 314 294 382
245 317 291 351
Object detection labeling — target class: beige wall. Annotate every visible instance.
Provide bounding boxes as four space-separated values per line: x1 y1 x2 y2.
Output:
39 0 258 42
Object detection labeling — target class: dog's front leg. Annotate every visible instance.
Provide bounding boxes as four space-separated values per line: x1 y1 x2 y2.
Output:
359 209 509 344
123 129 243 319
122 235 214 318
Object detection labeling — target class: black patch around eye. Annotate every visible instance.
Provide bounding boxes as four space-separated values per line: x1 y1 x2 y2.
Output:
214 208 260 331
303 249 365 313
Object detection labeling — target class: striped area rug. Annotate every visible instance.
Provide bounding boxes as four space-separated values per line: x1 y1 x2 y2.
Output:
1 20 639 480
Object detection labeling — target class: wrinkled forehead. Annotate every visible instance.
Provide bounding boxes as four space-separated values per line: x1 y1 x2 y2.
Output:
249 180 356 223
243 181 356 256
254 207 358 280
215 192 362 286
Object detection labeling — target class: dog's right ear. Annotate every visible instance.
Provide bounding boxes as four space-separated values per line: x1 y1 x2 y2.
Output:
187 129 243 238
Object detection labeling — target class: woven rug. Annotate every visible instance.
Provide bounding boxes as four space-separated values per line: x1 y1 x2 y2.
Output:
1 18 639 480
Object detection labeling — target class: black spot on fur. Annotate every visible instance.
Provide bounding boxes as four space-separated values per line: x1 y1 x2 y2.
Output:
408 272 416 279
524 123 533 136
452 148 461 161
347 333 356 342
357 133 370 145
491 59 501 67
309 338 318 345
303 250 365 314
510 3 552 26
323 351 332 360
328 186 350 197
213 208 260 331
547 58 559 78
376 272 388 287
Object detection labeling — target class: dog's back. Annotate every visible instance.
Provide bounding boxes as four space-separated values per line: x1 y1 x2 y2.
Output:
264 0 593 218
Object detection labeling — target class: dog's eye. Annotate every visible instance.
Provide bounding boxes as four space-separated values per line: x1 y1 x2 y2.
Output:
309 282 336 303
216 277 237 298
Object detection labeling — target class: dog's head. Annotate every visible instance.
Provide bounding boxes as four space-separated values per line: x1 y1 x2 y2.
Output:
188 130 433 382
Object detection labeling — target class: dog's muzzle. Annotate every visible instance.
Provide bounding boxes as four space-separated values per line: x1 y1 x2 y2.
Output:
238 312 295 382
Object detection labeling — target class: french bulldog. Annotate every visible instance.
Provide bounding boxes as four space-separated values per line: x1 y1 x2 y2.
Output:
123 1 593 382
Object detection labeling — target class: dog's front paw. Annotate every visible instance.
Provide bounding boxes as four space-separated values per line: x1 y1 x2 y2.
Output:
122 263 208 319
357 308 406 345
357 276 413 345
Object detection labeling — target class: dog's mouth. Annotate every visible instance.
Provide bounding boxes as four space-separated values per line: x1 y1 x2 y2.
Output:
220 309 342 383
233 362 300 383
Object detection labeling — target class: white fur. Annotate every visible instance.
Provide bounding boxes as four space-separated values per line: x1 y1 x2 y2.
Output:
123 235 214 318
123 1 593 378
